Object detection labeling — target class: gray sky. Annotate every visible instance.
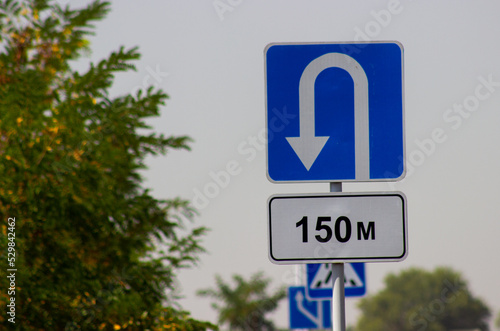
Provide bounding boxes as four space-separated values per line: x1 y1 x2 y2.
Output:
75 0 500 328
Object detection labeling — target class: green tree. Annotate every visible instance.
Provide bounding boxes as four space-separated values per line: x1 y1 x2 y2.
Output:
197 271 287 331
354 267 490 331
0 0 214 329
496 311 500 329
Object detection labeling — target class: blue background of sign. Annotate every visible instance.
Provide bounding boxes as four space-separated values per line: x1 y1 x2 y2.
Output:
306 263 366 299
266 43 404 182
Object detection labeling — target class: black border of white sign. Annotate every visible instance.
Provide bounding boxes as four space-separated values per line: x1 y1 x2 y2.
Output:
268 192 408 264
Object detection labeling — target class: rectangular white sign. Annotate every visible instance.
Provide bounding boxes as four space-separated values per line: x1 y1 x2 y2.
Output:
268 192 407 264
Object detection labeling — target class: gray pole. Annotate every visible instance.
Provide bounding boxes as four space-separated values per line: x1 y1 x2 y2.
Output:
330 182 346 331
331 263 346 330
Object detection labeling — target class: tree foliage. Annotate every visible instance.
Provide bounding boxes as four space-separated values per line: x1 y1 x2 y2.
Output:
354 267 490 331
0 0 214 329
197 272 287 331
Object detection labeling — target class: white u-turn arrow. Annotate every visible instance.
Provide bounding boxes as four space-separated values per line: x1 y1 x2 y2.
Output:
286 52 370 180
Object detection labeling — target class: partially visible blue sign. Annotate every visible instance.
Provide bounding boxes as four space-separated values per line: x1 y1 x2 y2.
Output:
289 286 331 329
306 263 366 300
265 42 405 182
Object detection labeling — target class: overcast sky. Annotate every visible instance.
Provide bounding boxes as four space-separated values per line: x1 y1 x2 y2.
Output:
74 0 500 328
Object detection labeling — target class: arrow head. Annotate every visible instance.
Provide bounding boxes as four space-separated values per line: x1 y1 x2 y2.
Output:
286 136 329 171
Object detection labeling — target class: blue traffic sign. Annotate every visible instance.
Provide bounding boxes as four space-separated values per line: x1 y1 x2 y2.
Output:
306 263 366 300
289 286 331 329
265 42 405 182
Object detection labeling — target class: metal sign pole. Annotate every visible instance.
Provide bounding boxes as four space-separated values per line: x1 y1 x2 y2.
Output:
331 263 346 331
330 182 346 331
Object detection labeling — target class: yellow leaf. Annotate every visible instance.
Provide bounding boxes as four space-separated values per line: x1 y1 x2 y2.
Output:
73 151 82 161
113 325 121 330
16 117 22 125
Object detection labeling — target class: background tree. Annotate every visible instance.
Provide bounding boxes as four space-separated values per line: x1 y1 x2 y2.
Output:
354 266 490 331
0 0 214 329
496 311 500 329
197 271 287 330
